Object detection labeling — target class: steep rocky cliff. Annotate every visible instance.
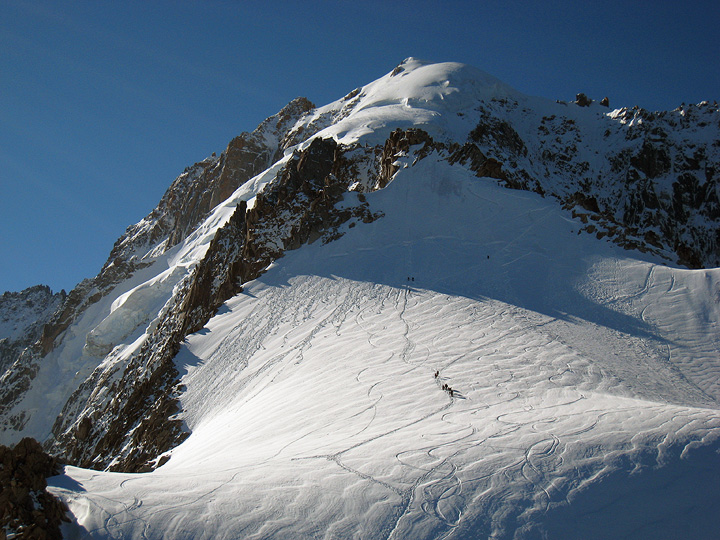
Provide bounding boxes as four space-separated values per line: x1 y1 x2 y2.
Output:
0 437 69 539
0 286 64 373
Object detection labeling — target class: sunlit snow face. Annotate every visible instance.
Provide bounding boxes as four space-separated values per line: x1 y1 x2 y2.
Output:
51 144 720 540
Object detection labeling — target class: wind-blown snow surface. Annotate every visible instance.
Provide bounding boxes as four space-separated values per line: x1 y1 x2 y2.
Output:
50 155 720 538
24 59 716 538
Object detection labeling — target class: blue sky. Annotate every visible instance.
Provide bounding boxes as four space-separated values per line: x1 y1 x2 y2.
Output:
1 0 718 294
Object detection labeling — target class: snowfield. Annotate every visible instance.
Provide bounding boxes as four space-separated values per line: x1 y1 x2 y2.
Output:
0 58 705 538
49 153 720 538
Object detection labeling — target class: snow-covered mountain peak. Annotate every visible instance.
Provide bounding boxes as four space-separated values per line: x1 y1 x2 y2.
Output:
364 58 515 107
2 60 720 539
293 59 528 149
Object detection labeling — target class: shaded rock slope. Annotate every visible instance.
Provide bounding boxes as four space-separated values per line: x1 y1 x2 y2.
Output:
0 286 64 373
0 437 69 539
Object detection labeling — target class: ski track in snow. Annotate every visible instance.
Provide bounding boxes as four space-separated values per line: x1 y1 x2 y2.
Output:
50 265 720 539
45 60 720 539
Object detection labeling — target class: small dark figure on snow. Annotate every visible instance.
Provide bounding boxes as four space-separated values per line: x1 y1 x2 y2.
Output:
449 388 454 398
434 371 439 378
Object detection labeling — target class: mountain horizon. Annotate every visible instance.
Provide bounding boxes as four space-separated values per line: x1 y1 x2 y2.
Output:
2 59 719 539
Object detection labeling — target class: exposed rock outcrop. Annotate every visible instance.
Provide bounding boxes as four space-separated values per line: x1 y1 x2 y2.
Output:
0 286 64 373
469 116 528 158
378 128 436 188
575 93 592 107
0 437 69 539
448 142 508 182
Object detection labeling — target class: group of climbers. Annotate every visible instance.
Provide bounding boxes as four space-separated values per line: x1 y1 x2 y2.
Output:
434 370 455 398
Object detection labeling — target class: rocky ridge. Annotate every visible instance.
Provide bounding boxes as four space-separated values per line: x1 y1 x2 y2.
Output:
0 98 316 442
468 96 720 268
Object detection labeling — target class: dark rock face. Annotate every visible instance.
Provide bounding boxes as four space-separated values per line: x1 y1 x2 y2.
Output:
0 437 69 539
49 137 382 472
0 286 64 373
378 128 437 188
448 142 509 183
575 93 592 107
598 104 720 267
470 117 527 158
0 287 65 436
630 141 672 179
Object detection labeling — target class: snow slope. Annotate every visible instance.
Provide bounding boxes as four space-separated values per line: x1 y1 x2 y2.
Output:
49 151 720 538
0 57 712 538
